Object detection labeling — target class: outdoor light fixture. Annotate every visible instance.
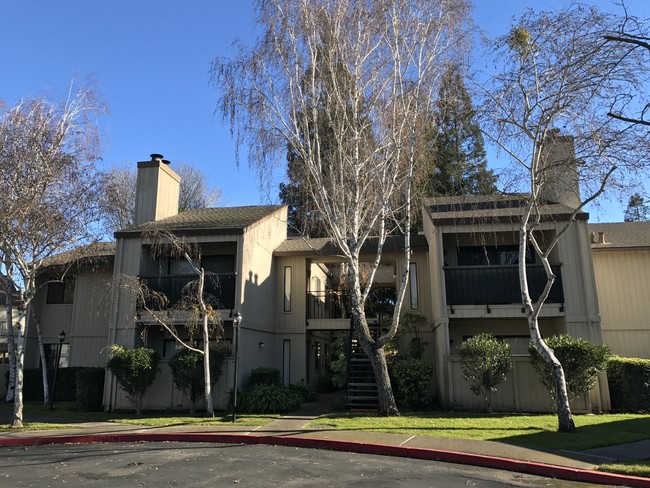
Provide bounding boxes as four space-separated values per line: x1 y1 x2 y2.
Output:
232 311 242 423
258 341 264 349
49 330 66 410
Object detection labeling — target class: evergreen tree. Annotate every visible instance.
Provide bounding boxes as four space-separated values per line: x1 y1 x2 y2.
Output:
624 192 649 222
425 65 496 196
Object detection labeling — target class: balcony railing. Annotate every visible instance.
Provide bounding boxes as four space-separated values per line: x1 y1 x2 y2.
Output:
139 273 236 310
307 287 397 320
444 264 564 306
308 291 349 319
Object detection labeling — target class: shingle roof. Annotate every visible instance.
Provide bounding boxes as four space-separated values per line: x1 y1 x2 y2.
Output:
589 222 650 250
115 205 284 237
424 194 587 225
40 241 116 268
274 234 428 256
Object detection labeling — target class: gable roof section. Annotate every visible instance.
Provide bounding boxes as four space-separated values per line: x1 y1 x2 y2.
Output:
274 234 429 257
40 241 116 269
424 194 588 225
115 205 284 238
589 222 650 251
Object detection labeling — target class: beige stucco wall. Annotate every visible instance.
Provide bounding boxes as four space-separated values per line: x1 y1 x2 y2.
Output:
593 249 650 359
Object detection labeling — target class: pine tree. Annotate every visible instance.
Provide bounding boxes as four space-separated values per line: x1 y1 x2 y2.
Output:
624 193 649 222
425 65 496 196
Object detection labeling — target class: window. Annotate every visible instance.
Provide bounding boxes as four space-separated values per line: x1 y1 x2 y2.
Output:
46 277 75 304
457 245 534 266
202 255 235 274
284 266 292 312
409 262 419 310
0 321 6 336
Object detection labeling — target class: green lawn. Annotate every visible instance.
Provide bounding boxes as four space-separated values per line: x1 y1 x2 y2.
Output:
308 412 650 451
597 461 650 478
0 402 277 430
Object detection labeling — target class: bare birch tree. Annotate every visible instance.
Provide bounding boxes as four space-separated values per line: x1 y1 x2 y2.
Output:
0 84 104 427
100 163 223 235
114 229 223 416
604 4 650 126
478 5 648 431
214 0 469 414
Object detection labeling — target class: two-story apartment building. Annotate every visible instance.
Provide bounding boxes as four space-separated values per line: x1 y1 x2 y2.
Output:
25 143 634 413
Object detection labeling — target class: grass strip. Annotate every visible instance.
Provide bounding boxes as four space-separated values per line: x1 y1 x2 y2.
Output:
308 412 650 451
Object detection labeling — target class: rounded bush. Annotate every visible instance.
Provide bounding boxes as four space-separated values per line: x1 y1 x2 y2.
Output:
458 333 512 412
529 334 610 402
240 384 301 413
388 358 433 410
106 345 160 415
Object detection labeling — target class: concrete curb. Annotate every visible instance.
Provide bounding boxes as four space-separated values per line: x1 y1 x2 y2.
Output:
0 432 647 488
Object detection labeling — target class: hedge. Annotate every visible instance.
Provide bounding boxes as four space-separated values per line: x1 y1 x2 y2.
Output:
607 356 650 413
5 367 87 402
76 368 105 411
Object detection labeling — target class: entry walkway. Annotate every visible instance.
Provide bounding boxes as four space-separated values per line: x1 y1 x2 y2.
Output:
0 396 648 487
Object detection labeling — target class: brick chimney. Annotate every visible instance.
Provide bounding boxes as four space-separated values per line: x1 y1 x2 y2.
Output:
539 129 581 209
134 154 181 225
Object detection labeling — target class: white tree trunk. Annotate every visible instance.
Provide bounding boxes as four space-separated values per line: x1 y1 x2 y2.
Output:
11 310 27 428
5 290 16 403
30 309 49 405
519 213 575 432
198 269 214 417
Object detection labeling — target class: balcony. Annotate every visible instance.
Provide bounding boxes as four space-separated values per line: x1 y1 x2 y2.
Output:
139 273 236 310
444 264 564 306
308 291 349 320
307 287 396 321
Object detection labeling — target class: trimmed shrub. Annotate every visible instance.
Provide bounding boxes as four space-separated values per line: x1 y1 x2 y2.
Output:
388 357 433 410
608 356 650 413
248 367 281 387
530 334 610 404
76 368 105 411
169 346 228 414
240 384 301 414
106 345 160 415
288 383 318 403
458 333 512 412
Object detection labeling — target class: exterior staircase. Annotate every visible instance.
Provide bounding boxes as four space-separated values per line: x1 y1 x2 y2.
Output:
345 318 380 410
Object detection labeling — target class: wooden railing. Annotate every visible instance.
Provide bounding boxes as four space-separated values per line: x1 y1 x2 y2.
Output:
443 264 564 305
139 273 236 310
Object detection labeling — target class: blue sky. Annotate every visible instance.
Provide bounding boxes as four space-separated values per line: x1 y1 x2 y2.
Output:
1 0 648 221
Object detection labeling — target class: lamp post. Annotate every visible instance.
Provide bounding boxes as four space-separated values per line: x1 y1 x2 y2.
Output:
49 330 66 410
232 311 242 423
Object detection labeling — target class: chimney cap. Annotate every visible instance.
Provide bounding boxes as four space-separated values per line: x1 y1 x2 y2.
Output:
150 153 171 165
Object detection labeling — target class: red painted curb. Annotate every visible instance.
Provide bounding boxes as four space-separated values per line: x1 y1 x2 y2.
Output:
1 433 648 488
